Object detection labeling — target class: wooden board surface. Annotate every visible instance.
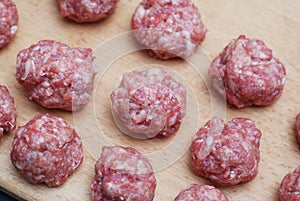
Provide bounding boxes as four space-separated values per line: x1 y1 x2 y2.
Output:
1 0 300 200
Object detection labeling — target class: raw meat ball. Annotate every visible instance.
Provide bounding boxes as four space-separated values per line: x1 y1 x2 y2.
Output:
208 35 286 108
0 85 17 139
131 0 206 60
110 67 186 138
279 166 300 201
91 146 156 201
174 184 229 201
0 0 18 48
11 114 83 187
57 0 120 23
16 40 97 111
192 117 262 186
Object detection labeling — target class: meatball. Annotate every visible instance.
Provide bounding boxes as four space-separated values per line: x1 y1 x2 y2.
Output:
208 35 286 108
10 114 83 187
57 0 119 23
131 0 206 60
16 40 97 111
0 85 17 139
0 0 18 48
192 117 262 186
279 166 300 201
91 146 156 201
110 67 186 138
174 184 229 201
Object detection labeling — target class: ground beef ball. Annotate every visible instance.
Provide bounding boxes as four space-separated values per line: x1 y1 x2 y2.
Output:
296 113 300 144
192 117 262 186
0 0 18 48
110 67 186 139
279 166 300 201
11 114 83 187
174 184 229 201
0 85 17 139
57 0 119 23
131 0 206 60
91 146 156 201
208 35 286 108
15 40 97 111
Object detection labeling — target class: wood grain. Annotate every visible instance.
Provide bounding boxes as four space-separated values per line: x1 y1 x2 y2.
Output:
0 0 300 200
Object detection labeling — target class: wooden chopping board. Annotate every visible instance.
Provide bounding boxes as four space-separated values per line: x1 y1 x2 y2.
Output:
1 0 300 200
